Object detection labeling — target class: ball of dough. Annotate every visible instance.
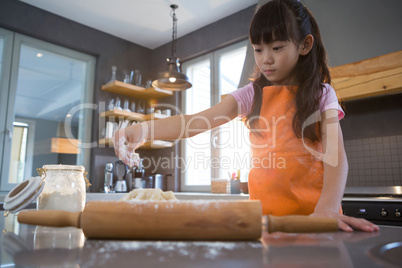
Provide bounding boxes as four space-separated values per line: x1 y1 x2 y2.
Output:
120 188 177 201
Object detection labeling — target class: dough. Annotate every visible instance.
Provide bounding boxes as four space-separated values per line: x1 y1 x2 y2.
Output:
120 188 177 201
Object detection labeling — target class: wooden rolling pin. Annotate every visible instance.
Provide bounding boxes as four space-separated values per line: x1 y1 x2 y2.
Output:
17 200 338 240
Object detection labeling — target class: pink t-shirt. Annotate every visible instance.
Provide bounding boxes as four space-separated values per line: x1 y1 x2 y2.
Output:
230 82 344 120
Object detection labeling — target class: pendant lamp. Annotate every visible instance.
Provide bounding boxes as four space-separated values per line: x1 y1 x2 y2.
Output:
152 4 192 91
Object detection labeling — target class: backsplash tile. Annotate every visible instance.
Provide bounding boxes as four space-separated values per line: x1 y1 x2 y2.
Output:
344 135 402 187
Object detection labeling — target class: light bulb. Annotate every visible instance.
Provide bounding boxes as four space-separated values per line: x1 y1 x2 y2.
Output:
169 77 177 83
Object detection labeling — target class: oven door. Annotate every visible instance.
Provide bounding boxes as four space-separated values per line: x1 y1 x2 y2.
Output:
342 187 402 226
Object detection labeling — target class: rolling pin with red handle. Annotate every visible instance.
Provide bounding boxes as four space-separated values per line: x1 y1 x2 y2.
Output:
17 200 338 240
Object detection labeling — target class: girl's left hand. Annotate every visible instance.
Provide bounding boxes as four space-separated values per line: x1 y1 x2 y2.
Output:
310 211 380 232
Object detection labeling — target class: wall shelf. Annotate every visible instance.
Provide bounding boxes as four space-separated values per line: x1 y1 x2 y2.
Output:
100 109 144 121
100 81 173 150
101 80 173 99
99 138 173 150
331 50 402 101
100 109 169 121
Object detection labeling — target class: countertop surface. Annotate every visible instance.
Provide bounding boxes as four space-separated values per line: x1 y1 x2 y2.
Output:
1 213 402 268
0 192 249 203
1 192 402 267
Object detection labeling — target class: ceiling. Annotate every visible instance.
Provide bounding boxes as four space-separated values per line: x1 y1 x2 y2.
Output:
20 0 257 49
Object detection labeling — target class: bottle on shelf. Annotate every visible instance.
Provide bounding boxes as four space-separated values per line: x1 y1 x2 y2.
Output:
133 159 145 189
109 66 117 83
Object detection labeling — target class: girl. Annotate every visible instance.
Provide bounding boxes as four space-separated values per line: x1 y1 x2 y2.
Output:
113 0 378 232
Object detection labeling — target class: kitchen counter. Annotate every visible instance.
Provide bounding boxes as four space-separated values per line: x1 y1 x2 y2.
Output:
86 192 250 201
1 213 401 267
0 192 249 203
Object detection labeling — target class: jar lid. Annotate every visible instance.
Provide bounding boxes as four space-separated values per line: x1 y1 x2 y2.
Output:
38 165 91 188
42 164 85 172
3 176 45 215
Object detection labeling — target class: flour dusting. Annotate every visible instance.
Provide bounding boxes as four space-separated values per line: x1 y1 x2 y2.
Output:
84 240 261 265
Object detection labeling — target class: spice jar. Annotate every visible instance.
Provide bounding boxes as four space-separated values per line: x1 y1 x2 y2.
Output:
36 165 88 212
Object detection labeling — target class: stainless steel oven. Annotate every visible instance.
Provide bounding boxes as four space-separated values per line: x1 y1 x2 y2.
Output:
342 187 402 226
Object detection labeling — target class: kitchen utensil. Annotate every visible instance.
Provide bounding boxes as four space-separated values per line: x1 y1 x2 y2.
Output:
103 163 114 193
115 180 127 192
154 174 164 190
125 170 133 191
133 178 142 189
114 160 127 193
18 200 338 241
146 176 154 188
133 159 145 190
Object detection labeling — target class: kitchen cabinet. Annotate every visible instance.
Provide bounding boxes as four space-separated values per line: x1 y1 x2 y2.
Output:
99 81 174 150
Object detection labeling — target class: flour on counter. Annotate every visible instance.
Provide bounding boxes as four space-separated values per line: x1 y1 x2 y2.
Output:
85 240 262 262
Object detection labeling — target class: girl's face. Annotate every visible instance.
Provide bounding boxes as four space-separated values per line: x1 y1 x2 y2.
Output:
253 40 302 85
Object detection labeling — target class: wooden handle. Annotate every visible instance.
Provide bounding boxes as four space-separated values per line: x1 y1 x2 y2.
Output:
266 215 338 233
81 200 262 240
18 210 81 228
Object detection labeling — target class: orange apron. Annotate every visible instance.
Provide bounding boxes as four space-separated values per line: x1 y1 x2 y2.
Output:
248 85 324 216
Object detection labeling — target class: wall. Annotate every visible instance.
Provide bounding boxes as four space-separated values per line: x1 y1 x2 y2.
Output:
304 0 402 67
302 0 402 188
342 94 402 187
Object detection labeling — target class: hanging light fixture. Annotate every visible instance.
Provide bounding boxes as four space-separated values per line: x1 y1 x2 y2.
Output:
152 4 192 91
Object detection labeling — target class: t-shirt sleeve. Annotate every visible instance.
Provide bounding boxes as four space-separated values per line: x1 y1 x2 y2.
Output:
320 84 345 120
229 82 254 118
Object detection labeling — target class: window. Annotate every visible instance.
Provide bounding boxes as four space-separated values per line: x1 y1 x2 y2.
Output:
9 119 35 184
0 29 95 191
181 41 249 191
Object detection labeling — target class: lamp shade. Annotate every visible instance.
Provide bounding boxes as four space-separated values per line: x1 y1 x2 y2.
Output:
152 57 192 91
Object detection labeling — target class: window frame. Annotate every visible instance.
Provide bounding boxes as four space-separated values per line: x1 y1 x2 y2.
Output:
0 28 14 191
180 40 248 192
0 30 96 191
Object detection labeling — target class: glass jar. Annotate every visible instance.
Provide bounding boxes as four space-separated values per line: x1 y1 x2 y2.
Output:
36 165 88 212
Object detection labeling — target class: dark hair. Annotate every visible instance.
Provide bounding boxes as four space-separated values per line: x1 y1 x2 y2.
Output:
245 0 331 142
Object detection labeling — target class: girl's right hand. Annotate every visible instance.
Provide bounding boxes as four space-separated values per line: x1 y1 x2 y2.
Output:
112 123 148 167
